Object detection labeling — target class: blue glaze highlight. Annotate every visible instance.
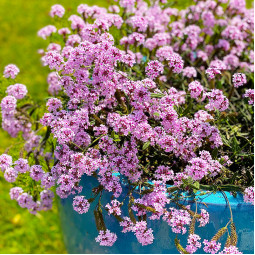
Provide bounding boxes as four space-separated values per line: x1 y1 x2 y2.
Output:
58 175 254 254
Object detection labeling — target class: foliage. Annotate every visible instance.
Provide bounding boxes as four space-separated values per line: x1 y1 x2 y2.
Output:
0 0 254 254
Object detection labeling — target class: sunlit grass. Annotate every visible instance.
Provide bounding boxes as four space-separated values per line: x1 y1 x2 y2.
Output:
0 0 253 253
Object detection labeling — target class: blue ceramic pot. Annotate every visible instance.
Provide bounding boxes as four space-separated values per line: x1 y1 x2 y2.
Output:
58 175 254 254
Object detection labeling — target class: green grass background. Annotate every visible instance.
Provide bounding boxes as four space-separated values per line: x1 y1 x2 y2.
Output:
0 0 253 253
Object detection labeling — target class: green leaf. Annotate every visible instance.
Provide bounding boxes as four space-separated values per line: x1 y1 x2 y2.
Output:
221 135 231 147
193 181 200 190
128 197 136 224
142 141 150 150
150 93 165 98
135 203 157 213
112 214 124 223
94 207 106 232
211 148 218 159
181 101 193 116
174 238 189 254
231 136 240 153
230 172 239 184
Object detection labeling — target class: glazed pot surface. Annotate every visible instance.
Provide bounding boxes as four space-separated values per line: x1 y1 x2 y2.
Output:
58 175 254 254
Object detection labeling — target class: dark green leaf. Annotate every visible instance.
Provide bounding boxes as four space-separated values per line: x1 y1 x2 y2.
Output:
94 208 106 232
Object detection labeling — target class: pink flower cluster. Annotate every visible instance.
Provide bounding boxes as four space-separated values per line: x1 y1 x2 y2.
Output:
185 151 222 181
3 64 20 79
232 73 247 88
243 89 254 105
183 67 197 78
47 72 62 95
73 196 90 214
188 81 205 101
6 84 28 99
0 154 54 214
163 208 191 234
95 229 117 246
0 0 253 252
219 245 243 254
206 89 229 111
134 221 154 246
105 199 122 216
119 219 154 246
167 53 184 74
0 75 41 143
50 4 65 18
37 25 57 39
186 234 201 254
244 187 254 205
203 239 221 254
198 209 210 227
145 60 164 80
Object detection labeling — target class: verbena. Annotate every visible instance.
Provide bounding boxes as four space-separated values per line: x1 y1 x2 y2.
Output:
0 0 254 253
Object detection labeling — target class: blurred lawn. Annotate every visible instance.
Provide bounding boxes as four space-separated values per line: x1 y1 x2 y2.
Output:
0 0 253 253
0 0 108 253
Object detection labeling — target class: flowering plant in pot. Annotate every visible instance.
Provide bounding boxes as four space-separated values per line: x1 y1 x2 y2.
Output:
0 0 254 253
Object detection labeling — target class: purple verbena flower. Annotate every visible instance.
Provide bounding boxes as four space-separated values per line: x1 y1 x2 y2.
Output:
3 64 20 79
50 4 65 18
232 73 247 88
95 230 117 246
73 196 90 214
